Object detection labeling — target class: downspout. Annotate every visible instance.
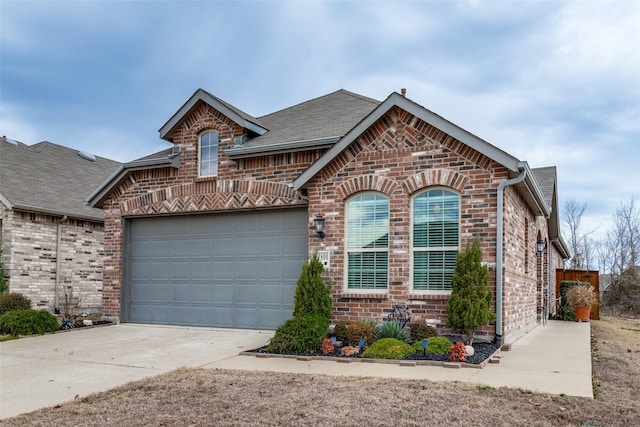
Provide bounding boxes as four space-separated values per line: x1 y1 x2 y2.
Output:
550 238 560 316
495 163 527 345
55 215 68 313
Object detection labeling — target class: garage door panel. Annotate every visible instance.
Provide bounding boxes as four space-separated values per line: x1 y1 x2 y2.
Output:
213 307 235 327
234 308 258 329
125 209 307 329
260 283 285 304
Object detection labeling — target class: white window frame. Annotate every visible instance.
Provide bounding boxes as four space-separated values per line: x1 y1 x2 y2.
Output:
344 192 389 292
198 130 218 178
410 187 460 294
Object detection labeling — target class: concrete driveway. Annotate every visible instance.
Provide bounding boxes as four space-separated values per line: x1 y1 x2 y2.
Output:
0 324 273 419
1 320 593 420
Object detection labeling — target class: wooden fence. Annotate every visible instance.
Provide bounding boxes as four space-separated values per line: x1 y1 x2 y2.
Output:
555 269 600 320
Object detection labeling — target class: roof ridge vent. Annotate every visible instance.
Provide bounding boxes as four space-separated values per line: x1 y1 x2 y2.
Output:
78 150 97 162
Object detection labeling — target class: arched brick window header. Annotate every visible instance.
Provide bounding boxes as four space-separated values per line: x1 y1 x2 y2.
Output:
336 175 400 200
403 169 468 195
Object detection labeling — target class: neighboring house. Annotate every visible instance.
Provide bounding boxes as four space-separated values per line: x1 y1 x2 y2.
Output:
0 137 121 314
87 89 569 344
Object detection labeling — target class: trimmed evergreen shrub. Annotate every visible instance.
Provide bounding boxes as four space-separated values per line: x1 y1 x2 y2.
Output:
0 293 32 315
361 338 414 360
408 323 437 342
293 253 332 319
0 309 58 336
411 336 453 355
446 239 495 345
373 320 411 343
344 320 374 347
266 314 330 354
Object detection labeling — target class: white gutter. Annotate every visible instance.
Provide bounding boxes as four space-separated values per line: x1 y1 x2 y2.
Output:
495 162 527 345
225 136 340 159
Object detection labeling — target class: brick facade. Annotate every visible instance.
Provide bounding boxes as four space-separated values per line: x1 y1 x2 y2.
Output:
304 106 557 343
100 103 317 318
98 95 563 344
0 204 105 314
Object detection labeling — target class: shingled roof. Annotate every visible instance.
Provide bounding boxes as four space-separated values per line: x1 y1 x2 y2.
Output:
532 166 556 207
0 138 121 221
244 89 380 149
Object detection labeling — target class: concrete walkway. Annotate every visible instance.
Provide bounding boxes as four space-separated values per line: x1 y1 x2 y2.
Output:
0 320 592 420
210 320 593 398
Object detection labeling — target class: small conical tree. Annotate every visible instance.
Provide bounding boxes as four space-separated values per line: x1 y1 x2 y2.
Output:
446 239 496 345
293 252 332 320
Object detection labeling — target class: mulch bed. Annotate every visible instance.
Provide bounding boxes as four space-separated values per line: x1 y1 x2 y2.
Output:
246 337 501 366
57 320 113 331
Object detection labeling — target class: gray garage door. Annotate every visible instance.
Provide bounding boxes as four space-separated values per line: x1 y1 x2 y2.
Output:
123 208 308 329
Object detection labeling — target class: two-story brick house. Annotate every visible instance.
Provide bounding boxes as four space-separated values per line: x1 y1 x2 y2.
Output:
87 88 569 344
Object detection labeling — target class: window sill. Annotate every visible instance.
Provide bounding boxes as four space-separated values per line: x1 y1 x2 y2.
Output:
195 176 217 183
408 293 451 301
338 292 388 300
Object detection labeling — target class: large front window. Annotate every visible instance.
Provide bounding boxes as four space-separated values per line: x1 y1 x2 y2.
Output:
199 131 218 177
346 193 389 290
412 188 459 291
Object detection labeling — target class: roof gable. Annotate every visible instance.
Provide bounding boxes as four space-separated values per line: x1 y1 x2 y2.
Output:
159 89 268 142
0 138 121 221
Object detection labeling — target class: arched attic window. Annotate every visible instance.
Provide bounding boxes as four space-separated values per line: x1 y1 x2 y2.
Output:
199 131 218 177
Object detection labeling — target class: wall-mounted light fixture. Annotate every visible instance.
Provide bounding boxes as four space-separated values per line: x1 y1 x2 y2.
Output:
314 215 325 239
537 238 546 254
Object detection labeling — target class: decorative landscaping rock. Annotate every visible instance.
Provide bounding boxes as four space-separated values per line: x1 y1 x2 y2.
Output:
465 345 475 356
340 346 359 356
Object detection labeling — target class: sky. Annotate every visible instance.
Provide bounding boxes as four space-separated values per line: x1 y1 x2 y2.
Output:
1 0 639 244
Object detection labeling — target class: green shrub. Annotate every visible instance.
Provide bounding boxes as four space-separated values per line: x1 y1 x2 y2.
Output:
266 314 329 354
408 323 437 342
293 253 332 320
559 304 575 321
446 239 495 345
362 318 377 330
344 320 374 347
334 320 353 343
0 309 58 336
362 338 414 360
411 336 453 355
373 320 411 343
0 293 32 314
0 249 7 293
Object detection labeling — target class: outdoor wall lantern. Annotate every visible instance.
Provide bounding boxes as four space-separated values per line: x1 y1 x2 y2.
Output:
314 215 325 239
537 238 546 254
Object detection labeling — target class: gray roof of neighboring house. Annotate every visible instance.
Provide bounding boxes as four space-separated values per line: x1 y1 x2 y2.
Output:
0 138 121 221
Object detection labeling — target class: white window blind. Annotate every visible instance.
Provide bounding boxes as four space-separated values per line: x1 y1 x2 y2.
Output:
346 193 389 290
412 189 459 291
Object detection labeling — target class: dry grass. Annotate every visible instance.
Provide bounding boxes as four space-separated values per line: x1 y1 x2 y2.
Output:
3 317 639 427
